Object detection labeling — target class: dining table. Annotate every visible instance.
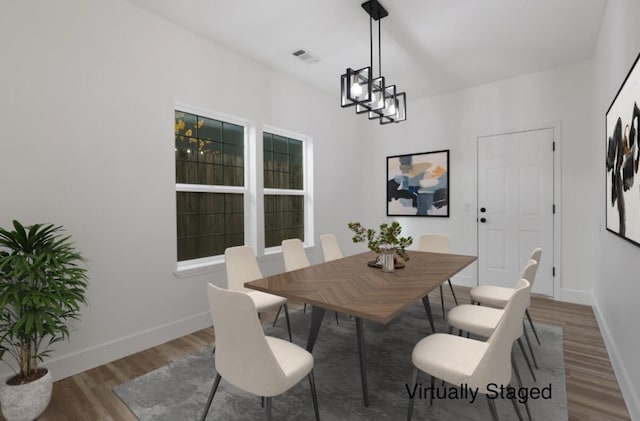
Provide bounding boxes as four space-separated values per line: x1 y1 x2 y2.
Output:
245 249 477 407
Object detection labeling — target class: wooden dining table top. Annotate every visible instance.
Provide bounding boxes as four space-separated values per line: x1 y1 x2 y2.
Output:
245 250 477 324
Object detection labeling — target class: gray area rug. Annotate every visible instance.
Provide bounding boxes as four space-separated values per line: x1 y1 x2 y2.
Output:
114 302 567 420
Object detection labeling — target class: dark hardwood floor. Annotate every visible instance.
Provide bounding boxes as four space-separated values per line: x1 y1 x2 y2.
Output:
2 286 630 420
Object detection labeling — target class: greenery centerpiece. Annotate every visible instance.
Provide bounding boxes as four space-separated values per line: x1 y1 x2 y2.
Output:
347 221 413 262
0 221 89 385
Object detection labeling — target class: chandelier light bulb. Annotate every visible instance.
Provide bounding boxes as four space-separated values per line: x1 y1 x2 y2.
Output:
350 81 363 97
376 93 384 108
385 98 396 114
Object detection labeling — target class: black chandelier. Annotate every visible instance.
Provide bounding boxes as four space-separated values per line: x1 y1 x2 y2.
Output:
340 0 406 124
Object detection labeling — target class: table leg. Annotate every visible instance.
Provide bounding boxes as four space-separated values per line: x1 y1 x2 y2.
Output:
421 296 436 333
306 306 326 352
355 317 369 407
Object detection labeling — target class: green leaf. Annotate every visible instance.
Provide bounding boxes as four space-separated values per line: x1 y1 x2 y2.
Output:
0 220 89 380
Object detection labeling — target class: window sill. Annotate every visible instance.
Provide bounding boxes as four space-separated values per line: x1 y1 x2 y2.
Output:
173 258 226 279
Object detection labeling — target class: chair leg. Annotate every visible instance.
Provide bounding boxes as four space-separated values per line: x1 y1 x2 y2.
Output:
261 396 264 408
283 303 292 342
511 382 532 421
335 311 340 325
303 303 307 313
486 395 499 421
439 284 445 318
522 321 538 369
200 373 221 421
509 393 525 421
272 305 283 327
447 279 458 305
211 345 215 354
525 309 541 345
406 367 419 421
308 370 320 421
517 337 537 382
512 359 523 389
265 397 272 421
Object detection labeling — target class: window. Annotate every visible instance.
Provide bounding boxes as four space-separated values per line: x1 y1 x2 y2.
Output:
263 131 308 249
175 109 246 263
174 106 313 272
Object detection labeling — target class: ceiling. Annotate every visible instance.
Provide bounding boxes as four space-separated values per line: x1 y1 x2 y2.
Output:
127 0 608 100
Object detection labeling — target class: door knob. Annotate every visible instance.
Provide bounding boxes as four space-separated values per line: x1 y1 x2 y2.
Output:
480 217 487 223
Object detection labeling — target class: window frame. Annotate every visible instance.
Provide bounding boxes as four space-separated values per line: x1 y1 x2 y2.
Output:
172 104 314 278
174 103 254 274
261 125 314 255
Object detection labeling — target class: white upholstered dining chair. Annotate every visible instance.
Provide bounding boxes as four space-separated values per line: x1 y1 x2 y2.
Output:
225 245 292 342
407 280 532 421
281 238 313 314
447 259 539 385
417 234 459 317
320 234 343 262
281 238 310 271
201 284 319 421
319 234 344 323
470 247 543 348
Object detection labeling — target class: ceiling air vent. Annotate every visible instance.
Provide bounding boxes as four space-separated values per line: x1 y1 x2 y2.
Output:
292 48 320 64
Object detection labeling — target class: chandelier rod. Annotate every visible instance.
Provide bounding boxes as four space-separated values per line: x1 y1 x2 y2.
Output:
370 15 373 78
378 18 381 77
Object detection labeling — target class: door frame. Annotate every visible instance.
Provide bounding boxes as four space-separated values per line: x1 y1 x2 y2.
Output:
476 122 562 299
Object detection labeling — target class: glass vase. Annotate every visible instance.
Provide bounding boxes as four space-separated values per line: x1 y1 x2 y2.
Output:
381 247 395 273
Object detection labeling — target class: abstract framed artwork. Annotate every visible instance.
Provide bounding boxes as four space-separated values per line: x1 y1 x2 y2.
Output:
606 51 640 248
387 149 449 217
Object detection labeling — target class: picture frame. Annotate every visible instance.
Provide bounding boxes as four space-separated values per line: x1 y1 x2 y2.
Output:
606 51 640 248
386 149 449 217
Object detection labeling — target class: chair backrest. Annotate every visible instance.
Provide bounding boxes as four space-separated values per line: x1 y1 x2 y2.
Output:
282 238 310 271
530 247 542 265
225 246 263 292
517 259 537 308
417 233 450 254
521 259 538 285
468 279 531 393
320 234 343 262
207 283 289 396
529 247 542 287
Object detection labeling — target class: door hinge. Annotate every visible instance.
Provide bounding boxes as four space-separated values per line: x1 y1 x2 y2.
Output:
552 141 556 151
553 204 556 214
553 266 556 277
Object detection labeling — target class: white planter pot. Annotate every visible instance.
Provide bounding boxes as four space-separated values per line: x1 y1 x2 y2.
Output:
0 369 52 421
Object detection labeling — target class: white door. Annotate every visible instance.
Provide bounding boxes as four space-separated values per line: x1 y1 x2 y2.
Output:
477 128 554 296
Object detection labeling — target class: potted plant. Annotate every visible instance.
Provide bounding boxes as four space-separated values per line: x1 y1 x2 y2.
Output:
347 221 413 270
0 221 89 421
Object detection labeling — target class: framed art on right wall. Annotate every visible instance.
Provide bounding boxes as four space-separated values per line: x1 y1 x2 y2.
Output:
606 51 640 247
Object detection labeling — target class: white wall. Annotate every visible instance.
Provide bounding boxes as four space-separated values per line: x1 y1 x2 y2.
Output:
592 0 640 419
360 60 594 302
2 2 639 417
0 0 362 381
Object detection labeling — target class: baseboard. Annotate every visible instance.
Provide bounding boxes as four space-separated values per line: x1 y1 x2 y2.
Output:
8 311 213 383
559 288 593 305
592 297 640 420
